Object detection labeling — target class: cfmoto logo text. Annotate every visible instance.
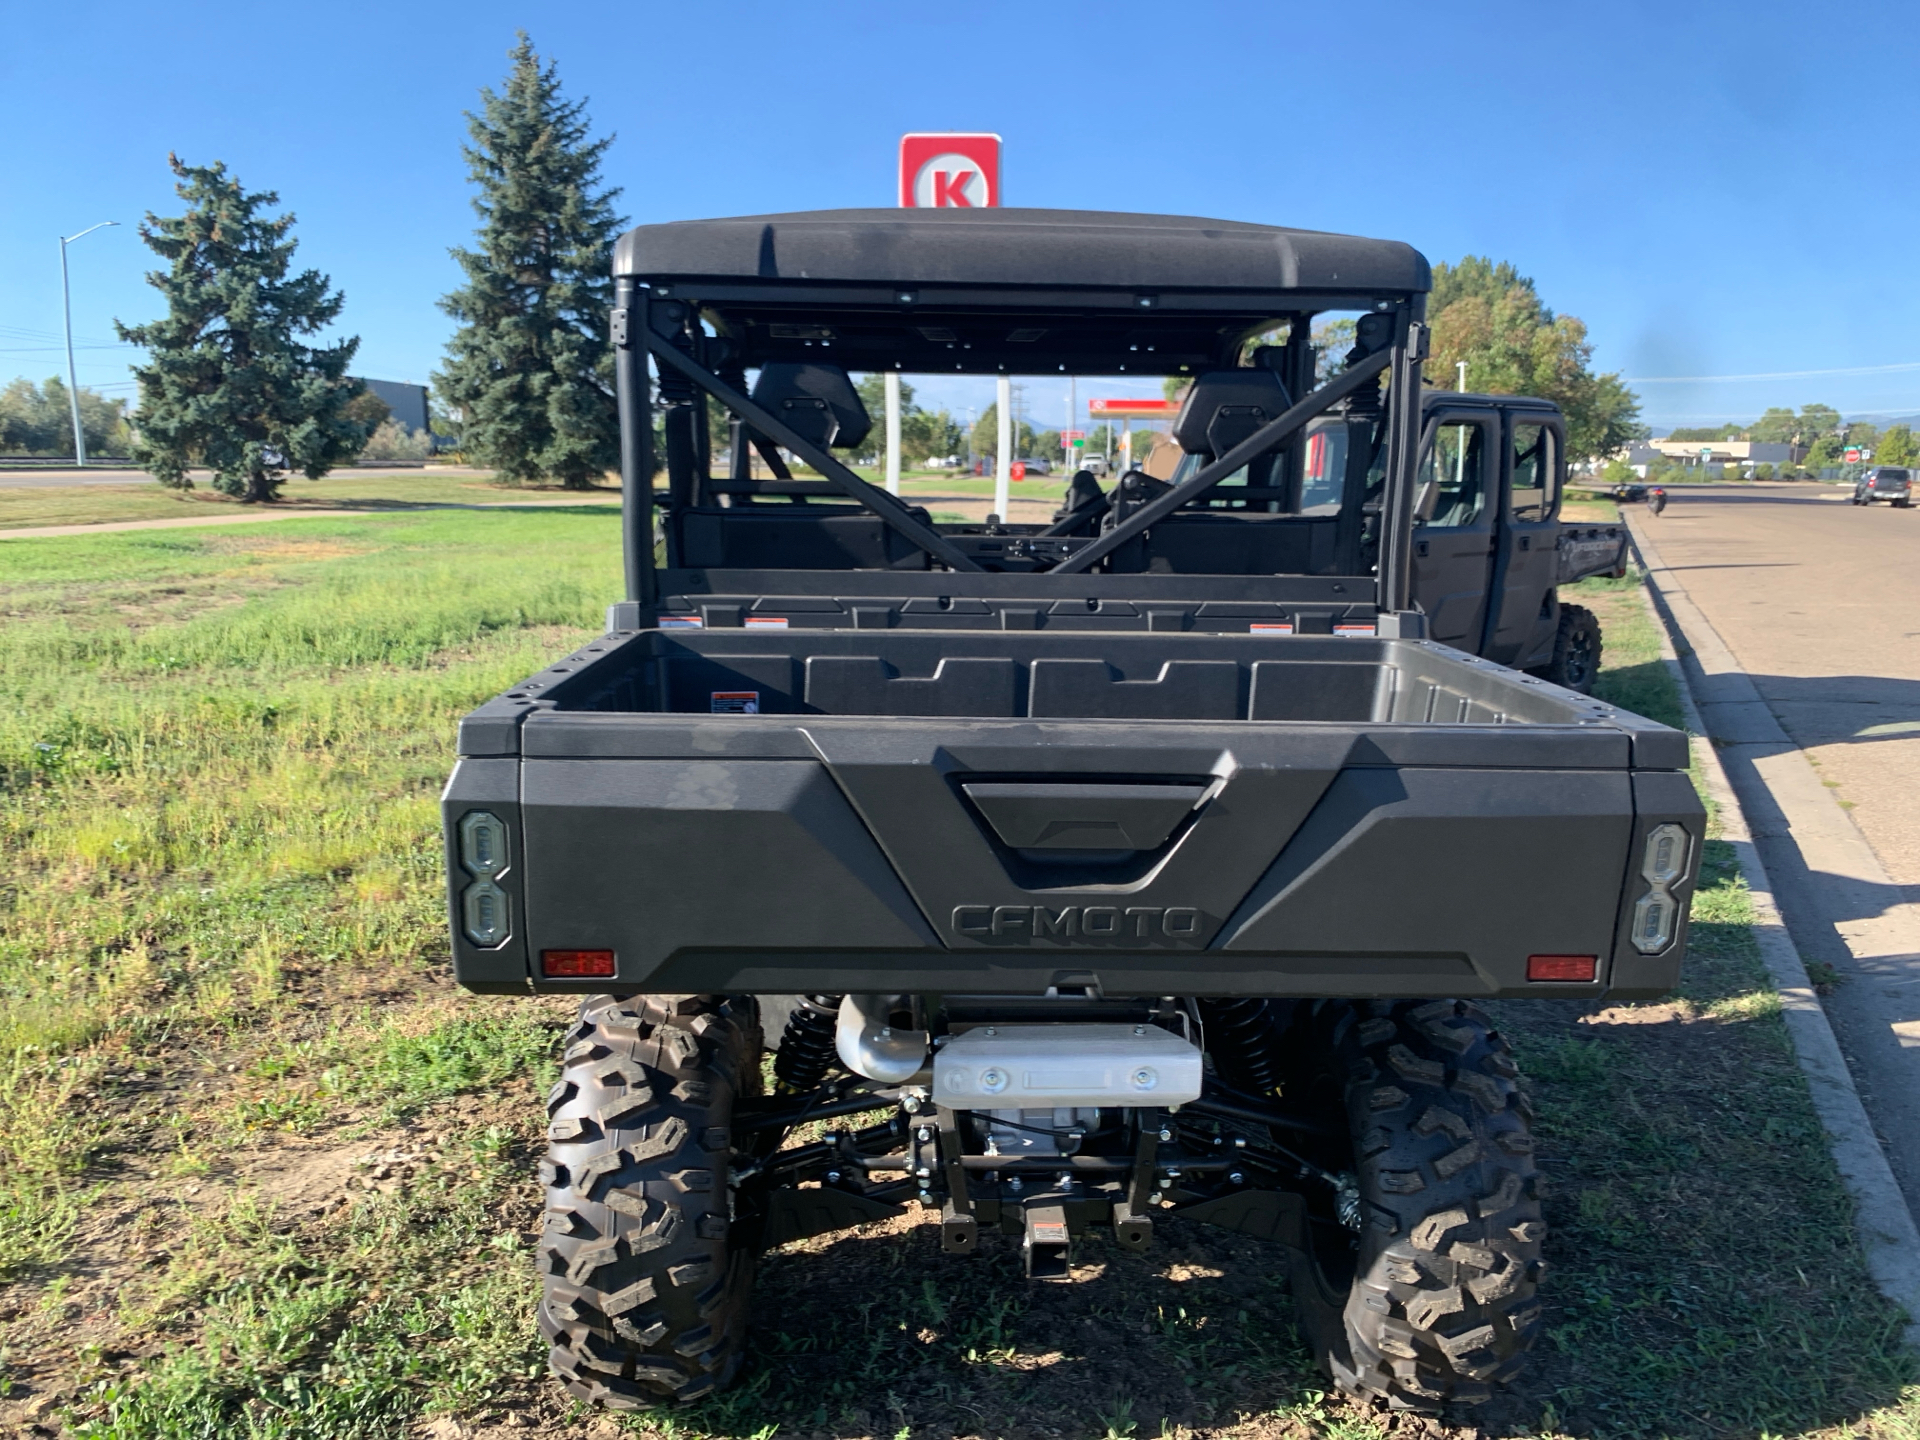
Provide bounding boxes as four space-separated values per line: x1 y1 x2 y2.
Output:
950 904 1204 944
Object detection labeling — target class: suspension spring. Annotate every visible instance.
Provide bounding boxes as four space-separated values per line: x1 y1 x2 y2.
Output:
1199 997 1284 1097
772 994 843 1094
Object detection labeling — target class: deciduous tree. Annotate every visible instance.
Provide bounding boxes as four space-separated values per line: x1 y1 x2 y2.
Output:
1875 424 1918 467
1427 257 1642 461
116 157 368 501
0 377 129 456
436 34 625 488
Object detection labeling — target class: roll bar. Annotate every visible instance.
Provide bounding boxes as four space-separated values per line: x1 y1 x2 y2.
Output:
610 283 1428 613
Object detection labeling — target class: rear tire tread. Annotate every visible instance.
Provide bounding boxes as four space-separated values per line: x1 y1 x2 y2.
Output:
538 994 761 1408
1290 1000 1544 1411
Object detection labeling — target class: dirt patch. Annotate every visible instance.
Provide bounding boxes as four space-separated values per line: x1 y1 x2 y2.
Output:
234 1140 365 1215
1579 1001 1690 1027
200 535 371 562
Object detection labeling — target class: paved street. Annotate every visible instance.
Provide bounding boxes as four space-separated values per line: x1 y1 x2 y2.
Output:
1634 482 1920 1214
1643 484 1920 879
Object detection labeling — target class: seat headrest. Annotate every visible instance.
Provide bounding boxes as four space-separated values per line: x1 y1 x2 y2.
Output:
749 363 872 450
1171 369 1293 458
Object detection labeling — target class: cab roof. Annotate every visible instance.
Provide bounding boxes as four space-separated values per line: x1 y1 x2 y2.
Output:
613 208 1430 298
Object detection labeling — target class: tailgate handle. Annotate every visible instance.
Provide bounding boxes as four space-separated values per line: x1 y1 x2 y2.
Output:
961 782 1209 853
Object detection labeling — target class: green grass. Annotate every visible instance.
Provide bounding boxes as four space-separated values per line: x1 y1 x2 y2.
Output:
0 470 618 530
1 517 1915 1438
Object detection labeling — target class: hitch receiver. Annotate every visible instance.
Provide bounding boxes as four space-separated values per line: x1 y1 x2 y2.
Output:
1023 1202 1072 1281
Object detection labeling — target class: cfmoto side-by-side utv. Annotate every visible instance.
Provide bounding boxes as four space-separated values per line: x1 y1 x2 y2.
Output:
442 209 1700 1411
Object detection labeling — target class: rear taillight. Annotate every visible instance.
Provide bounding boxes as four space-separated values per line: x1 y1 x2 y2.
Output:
1631 823 1690 954
1528 954 1597 982
457 810 511 947
542 949 616 978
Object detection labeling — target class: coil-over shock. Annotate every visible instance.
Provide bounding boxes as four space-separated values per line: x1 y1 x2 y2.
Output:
1199 997 1286 1097
772 994 843 1093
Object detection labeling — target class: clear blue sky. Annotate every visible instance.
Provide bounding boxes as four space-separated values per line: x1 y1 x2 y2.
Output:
5 0 1916 432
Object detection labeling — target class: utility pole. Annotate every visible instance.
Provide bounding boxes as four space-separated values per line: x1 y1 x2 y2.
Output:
1456 360 1468 394
1067 375 1078 473
994 373 1012 521
883 371 902 495
59 220 120 466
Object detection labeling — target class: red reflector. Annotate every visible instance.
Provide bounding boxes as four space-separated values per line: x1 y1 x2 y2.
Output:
1528 954 1598 983
542 949 616 978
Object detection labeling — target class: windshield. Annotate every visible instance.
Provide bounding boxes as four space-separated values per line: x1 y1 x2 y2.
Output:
1874 469 1910 482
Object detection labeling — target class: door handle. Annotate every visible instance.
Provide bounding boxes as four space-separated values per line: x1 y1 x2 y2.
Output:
1518 535 1531 550
1415 540 1429 557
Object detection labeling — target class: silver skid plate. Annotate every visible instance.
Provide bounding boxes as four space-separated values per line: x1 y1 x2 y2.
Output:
932 1023 1203 1110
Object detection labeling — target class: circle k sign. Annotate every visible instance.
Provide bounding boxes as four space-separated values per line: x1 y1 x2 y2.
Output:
899 133 1002 208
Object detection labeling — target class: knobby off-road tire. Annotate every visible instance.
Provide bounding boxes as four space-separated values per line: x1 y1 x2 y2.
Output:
1285 1000 1545 1410
1530 602 1601 695
539 994 762 1407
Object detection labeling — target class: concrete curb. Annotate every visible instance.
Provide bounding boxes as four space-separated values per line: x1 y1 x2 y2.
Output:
1624 512 1920 1348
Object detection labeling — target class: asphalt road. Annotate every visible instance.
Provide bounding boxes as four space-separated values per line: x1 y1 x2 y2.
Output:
1643 483 1920 880
1638 481 1920 1213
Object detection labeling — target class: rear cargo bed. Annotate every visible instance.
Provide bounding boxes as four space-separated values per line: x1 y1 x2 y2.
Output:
457 629 1672 740
445 630 1700 1004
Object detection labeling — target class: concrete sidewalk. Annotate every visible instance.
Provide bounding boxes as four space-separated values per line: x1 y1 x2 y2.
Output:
1628 510 1920 1341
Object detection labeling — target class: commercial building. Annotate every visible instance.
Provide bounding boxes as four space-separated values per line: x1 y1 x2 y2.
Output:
1620 438 1803 475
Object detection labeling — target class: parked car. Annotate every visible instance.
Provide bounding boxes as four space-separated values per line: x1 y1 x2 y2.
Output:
1852 467 1912 507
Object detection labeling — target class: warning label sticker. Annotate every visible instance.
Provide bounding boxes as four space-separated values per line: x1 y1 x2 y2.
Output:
710 691 761 714
658 614 703 630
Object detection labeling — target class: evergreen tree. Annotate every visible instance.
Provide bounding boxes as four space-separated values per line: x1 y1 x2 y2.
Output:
436 34 625 488
116 156 368 502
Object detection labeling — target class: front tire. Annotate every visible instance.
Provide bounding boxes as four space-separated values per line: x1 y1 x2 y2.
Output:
1528 602 1602 695
539 994 762 1407
1284 1000 1544 1410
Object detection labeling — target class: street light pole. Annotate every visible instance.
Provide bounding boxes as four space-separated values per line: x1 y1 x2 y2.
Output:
59 220 119 467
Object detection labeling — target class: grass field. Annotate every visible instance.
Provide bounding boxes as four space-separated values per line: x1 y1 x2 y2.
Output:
0 511 1914 1437
0 471 619 531
0 466 1059 534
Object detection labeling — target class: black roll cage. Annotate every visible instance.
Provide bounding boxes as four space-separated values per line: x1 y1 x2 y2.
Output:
610 279 1429 617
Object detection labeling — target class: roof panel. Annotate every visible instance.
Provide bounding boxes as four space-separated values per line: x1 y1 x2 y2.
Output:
613 208 1430 296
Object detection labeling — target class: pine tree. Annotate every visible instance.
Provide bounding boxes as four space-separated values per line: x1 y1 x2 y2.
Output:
436 34 625 489
116 156 369 502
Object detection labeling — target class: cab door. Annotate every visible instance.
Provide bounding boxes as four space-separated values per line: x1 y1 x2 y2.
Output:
1484 411 1565 666
1408 411 1497 650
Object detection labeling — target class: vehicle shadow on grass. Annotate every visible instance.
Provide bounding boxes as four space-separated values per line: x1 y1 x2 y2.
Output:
275 497 622 514
669 1214 1350 1440
1482 845 1918 1439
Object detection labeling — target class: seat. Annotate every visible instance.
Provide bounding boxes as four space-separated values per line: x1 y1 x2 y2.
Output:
748 363 871 450
710 362 874 504
679 509 932 570
1172 368 1293 460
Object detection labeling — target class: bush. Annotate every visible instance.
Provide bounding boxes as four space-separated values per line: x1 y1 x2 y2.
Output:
360 418 432 462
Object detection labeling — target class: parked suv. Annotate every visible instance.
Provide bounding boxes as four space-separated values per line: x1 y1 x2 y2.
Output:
1853 467 1912 506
